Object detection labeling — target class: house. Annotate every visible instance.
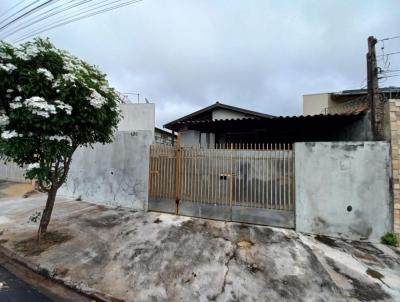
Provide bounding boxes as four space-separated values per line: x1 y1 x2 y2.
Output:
154 127 176 145
303 86 400 116
163 101 372 146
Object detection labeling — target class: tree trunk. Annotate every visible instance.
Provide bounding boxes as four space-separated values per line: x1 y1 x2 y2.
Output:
37 187 58 242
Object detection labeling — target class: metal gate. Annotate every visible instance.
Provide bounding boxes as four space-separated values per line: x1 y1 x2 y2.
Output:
149 143 295 228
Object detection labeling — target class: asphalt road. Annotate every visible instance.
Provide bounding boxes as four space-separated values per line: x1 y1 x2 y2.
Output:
0 264 53 302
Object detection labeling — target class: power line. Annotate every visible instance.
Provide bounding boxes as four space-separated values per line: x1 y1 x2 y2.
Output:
376 51 400 58
380 35 400 42
1 0 95 39
13 0 143 43
0 0 41 27
0 0 28 20
378 74 400 80
9 0 126 38
0 0 57 32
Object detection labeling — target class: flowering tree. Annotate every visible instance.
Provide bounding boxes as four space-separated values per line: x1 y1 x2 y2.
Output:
0 38 121 241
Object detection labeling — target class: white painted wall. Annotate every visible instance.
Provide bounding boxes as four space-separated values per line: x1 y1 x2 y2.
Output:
60 103 156 209
118 103 155 133
212 108 248 120
295 142 392 242
303 93 331 116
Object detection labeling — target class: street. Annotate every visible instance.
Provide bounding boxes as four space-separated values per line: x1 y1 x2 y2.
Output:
0 264 52 302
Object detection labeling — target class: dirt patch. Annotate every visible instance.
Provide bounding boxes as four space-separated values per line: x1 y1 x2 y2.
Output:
23 190 40 198
153 218 162 224
237 239 254 249
0 182 34 198
352 249 379 263
327 258 390 301
84 213 125 228
315 235 339 248
14 231 73 256
366 268 384 281
0 239 8 244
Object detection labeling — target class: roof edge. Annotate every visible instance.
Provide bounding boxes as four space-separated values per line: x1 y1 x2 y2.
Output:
164 102 274 130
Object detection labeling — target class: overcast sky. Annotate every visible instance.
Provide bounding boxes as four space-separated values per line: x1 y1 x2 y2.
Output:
1 0 400 127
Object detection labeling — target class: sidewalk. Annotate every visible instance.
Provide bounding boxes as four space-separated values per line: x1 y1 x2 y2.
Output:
0 194 399 301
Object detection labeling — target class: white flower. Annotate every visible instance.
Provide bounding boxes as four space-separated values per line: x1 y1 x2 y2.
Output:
16 85 22 92
24 96 56 118
15 44 43 61
54 100 72 115
0 114 9 126
100 85 109 94
0 51 12 60
37 68 54 81
10 101 22 109
6 89 13 93
1 130 19 139
27 163 40 171
48 135 70 143
25 45 42 57
62 73 77 82
14 50 29 60
0 63 17 73
87 88 106 109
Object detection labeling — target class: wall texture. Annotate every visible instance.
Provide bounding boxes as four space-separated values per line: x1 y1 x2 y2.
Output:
180 129 201 146
59 131 152 209
0 162 30 183
59 103 155 209
295 142 392 242
118 103 155 134
388 100 400 239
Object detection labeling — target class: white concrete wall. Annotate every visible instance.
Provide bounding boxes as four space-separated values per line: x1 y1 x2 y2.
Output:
295 142 392 242
59 131 152 210
59 103 155 210
118 103 155 134
180 130 201 146
0 162 30 183
303 93 331 116
212 108 248 120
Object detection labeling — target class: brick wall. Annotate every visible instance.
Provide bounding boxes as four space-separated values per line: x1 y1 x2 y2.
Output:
389 100 400 240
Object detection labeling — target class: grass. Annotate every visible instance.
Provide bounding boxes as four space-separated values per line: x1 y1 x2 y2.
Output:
14 231 72 256
381 232 398 247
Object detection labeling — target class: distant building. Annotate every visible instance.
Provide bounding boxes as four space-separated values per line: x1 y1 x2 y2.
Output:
303 87 400 116
163 101 371 146
154 127 176 145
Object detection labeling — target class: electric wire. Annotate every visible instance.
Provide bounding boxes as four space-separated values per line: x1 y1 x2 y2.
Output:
12 0 143 43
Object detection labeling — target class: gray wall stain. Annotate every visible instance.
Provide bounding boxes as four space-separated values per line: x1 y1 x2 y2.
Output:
295 141 392 242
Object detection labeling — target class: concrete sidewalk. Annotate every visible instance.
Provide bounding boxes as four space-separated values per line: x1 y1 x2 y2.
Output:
0 195 399 301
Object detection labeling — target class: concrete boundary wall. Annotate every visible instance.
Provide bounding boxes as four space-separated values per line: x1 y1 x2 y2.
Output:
59 103 155 209
388 100 400 240
0 162 30 183
295 142 392 242
59 131 152 210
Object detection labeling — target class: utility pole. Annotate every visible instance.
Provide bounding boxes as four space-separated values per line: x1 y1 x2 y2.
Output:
366 36 384 140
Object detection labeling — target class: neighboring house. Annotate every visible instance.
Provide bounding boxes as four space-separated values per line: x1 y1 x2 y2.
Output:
164 101 372 146
154 127 176 145
303 86 400 116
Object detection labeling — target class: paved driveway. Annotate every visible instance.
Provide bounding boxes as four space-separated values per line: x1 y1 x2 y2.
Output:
0 195 399 301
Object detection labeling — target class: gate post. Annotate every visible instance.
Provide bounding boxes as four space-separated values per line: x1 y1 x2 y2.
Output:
175 135 181 215
229 143 233 211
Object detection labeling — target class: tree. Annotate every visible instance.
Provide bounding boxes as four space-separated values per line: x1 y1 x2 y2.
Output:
0 38 121 241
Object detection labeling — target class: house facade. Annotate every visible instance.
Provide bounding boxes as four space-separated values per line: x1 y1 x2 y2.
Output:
303 87 400 116
164 101 373 146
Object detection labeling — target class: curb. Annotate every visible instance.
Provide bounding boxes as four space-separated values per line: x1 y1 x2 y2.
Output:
0 244 124 302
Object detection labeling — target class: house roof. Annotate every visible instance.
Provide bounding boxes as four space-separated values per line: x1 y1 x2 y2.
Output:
174 109 367 127
334 86 400 96
155 127 176 136
164 102 275 130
